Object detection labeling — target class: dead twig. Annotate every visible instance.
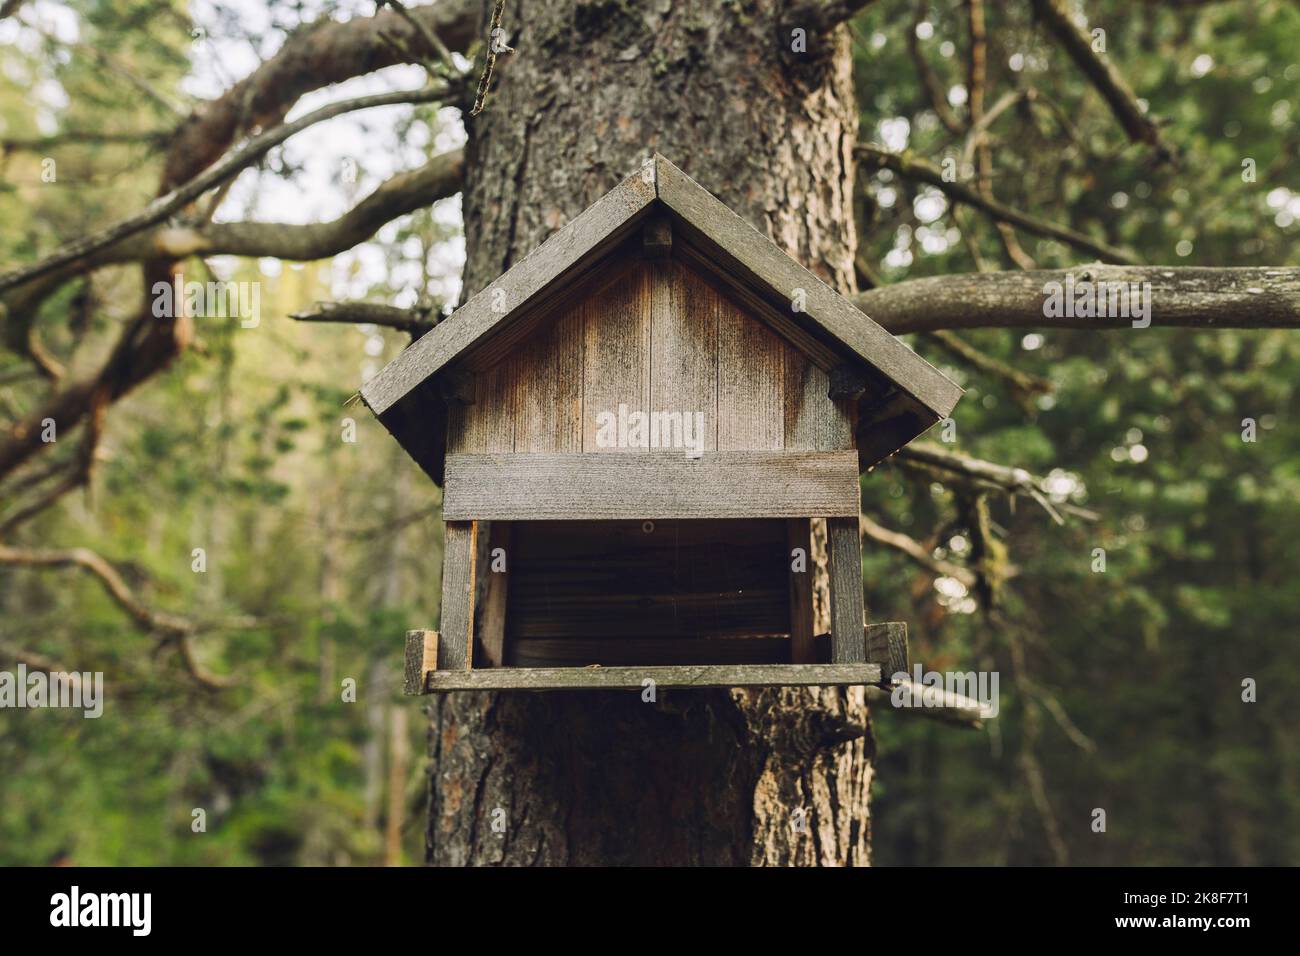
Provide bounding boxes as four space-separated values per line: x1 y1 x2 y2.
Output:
469 0 512 116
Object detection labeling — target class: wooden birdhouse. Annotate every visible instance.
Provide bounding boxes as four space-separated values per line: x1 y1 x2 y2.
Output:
362 155 961 694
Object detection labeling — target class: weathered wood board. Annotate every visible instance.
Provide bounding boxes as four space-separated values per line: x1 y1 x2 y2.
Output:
403 629 439 696
420 662 884 693
442 451 861 520
827 515 866 663
448 257 854 458
438 521 477 670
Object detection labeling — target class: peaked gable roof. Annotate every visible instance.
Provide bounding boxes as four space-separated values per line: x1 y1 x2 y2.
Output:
362 154 961 483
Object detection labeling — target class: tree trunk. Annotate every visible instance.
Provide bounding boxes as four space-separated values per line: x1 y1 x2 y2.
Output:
427 0 872 866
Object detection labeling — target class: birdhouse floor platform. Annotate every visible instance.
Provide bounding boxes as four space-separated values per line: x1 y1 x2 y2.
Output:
404 623 908 695
420 662 884 693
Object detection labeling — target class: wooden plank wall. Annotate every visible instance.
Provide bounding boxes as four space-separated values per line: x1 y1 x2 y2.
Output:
447 259 853 457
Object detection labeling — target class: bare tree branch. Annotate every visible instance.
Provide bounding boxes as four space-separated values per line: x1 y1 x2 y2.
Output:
856 266 1300 333
860 512 978 587
0 148 463 485
906 1 963 135
291 301 438 337
0 85 451 295
0 545 249 688
1 130 170 153
380 0 462 77
0 393 104 534
894 443 1072 524
965 1 1037 270
169 634 239 690
0 639 66 672
0 544 195 638
160 0 477 189
858 144 1140 264
1030 0 1174 159
866 679 986 729
0 148 464 340
922 329 1053 408
470 0 512 116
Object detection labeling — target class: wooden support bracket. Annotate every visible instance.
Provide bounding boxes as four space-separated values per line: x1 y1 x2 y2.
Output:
864 621 909 685
828 364 870 400
403 629 439 695
643 212 673 259
437 369 476 406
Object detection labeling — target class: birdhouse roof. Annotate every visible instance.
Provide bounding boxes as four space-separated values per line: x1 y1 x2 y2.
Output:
361 154 961 483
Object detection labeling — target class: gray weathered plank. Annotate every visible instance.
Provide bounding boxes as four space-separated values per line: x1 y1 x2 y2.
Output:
452 360 513 453
361 166 656 415
865 621 909 680
648 261 718 453
676 243 840 370
475 522 511 668
787 518 816 663
420 662 883 693
717 295 785 450
654 153 962 419
827 515 866 663
582 263 651 453
443 451 861 521
438 521 477 670
403 629 439 696
513 306 583 453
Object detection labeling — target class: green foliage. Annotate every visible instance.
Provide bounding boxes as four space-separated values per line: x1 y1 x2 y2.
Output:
1 0 1297 866
856 1 1300 865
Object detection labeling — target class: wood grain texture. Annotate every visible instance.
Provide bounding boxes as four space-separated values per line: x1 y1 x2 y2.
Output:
475 522 511 668
438 521 477 670
649 261 719 452
786 519 815 664
675 241 841 370
717 292 786 450
361 168 655 415
403 629 439 696
582 263 651 452
654 153 962 419
827 515 866 663
443 451 861 520
512 306 583 453
782 351 855 451
455 256 852 459
421 662 883 693
460 359 514 452
865 620 909 681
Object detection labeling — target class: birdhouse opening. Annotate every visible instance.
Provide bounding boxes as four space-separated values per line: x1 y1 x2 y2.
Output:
477 518 823 669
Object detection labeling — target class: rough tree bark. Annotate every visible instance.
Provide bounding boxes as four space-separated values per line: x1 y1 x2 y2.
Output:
426 0 874 866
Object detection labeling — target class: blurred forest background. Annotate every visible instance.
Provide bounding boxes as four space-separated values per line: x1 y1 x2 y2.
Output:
1 0 1297 866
